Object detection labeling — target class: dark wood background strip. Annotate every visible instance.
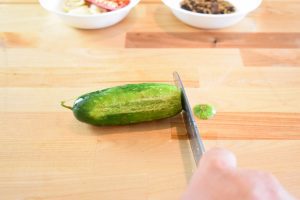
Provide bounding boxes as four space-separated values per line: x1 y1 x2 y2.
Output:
171 112 300 140
126 32 300 48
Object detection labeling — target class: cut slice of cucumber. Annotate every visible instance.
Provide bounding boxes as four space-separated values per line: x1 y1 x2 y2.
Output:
63 0 86 12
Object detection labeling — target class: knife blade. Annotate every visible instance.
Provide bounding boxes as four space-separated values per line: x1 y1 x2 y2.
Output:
173 71 205 165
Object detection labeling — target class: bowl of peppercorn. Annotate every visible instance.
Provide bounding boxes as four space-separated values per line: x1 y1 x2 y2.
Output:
161 0 262 29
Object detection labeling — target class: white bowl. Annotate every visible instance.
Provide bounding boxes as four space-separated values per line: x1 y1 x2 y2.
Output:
39 0 140 29
161 0 262 29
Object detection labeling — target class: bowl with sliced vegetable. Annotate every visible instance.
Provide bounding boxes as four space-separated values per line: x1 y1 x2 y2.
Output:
39 0 140 29
161 0 262 29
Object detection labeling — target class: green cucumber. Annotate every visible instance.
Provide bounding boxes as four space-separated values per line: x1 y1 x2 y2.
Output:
62 83 182 125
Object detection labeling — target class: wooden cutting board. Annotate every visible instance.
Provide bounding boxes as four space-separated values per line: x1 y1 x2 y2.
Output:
0 0 300 199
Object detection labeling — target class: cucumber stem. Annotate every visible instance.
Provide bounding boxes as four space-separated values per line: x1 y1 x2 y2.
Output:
61 101 73 110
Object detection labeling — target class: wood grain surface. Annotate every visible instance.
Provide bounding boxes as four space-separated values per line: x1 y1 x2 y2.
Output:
0 0 300 199
126 32 300 48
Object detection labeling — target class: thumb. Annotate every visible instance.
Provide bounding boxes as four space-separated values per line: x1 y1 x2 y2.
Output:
199 148 237 171
182 148 237 200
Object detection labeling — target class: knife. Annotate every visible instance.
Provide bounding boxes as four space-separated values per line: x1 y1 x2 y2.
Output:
173 71 205 165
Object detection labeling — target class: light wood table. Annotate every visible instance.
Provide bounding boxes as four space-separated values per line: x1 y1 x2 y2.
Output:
1 0 300 199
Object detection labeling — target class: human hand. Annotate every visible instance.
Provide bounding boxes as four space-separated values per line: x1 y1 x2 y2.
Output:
182 148 296 200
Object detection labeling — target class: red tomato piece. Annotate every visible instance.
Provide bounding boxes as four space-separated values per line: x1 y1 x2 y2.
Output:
86 0 130 11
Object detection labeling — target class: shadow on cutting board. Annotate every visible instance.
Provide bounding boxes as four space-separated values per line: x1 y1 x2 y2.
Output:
86 113 195 182
171 114 196 182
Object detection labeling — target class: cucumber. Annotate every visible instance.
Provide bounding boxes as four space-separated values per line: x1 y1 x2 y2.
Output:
62 83 182 125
